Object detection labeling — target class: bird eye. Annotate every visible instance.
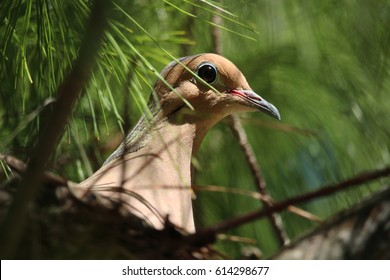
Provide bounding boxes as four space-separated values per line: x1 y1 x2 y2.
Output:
197 63 218 84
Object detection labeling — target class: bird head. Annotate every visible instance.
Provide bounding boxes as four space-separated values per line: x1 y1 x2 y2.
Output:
104 53 281 163
152 53 280 126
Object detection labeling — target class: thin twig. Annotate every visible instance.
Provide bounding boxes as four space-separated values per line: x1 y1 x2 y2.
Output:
192 184 321 223
228 115 289 245
180 6 196 57
211 11 223 55
189 166 390 245
0 154 68 186
0 154 27 174
240 116 317 137
287 205 322 223
0 0 112 258
209 0 288 246
217 233 257 245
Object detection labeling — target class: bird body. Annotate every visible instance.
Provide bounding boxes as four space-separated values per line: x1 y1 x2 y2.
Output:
78 53 280 233
80 121 197 231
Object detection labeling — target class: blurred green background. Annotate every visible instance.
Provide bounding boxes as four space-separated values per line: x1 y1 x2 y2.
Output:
1 0 389 258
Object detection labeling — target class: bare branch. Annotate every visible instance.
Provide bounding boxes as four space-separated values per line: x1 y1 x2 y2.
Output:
189 166 390 245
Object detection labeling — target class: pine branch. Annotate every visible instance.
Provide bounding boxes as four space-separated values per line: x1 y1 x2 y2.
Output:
0 0 112 258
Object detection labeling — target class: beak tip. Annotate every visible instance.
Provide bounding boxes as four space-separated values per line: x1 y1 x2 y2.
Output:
233 89 281 120
270 104 281 120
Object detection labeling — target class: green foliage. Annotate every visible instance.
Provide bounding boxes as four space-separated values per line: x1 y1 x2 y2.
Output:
1 0 389 258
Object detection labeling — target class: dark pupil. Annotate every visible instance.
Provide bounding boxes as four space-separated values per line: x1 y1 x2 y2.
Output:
198 64 217 83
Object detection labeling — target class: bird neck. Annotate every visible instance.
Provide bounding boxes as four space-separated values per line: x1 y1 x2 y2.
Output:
135 113 209 158
105 108 210 170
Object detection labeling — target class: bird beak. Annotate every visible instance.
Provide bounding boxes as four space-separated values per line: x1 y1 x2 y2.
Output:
230 89 281 120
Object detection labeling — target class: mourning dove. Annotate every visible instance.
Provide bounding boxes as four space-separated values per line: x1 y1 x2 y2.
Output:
78 53 280 233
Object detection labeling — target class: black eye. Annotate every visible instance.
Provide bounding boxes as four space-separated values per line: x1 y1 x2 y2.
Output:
197 63 217 84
